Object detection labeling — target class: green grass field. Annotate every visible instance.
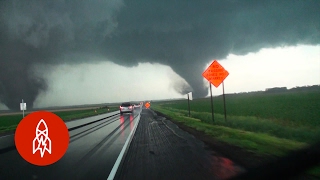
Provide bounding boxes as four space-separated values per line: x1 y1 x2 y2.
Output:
0 106 118 133
152 90 320 176
157 91 320 128
153 90 320 145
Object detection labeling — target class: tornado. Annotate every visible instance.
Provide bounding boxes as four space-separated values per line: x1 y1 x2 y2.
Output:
0 0 319 109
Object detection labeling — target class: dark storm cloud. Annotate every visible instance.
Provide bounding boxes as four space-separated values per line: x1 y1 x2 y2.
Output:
0 0 122 109
0 0 319 109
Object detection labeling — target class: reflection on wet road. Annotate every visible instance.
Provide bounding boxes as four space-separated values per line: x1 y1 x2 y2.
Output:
0 108 141 180
0 106 245 180
119 114 134 143
117 108 245 180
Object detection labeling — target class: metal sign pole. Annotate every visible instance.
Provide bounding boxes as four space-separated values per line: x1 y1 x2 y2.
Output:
187 93 190 117
209 82 214 123
202 60 229 123
22 99 24 118
222 81 227 121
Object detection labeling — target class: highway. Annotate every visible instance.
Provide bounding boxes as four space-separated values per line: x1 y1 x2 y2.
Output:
0 107 141 179
116 108 243 180
0 106 245 180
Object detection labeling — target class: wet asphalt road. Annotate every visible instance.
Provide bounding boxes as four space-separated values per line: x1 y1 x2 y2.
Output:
0 106 244 180
0 108 141 180
116 108 244 180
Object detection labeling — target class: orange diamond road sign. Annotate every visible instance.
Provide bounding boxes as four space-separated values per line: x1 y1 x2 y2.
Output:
145 102 150 108
202 60 229 87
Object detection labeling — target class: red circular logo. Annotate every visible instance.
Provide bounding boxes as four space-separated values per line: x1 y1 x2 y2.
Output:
14 111 69 166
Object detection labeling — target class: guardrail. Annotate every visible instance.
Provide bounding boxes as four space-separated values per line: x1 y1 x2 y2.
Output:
0 112 120 154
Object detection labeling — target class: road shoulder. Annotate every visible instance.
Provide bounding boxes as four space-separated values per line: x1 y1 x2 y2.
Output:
153 110 275 169
116 109 244 180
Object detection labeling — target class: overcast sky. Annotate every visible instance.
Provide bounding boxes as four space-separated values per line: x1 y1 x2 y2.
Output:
0 0 319 110
32 44 320 108
0 44 319 110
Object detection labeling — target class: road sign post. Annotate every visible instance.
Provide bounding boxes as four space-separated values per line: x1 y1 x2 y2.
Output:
222 82 227 121
20 99 26 118
22 99 24 118
202 60 229 122
187 93 190 117
185 92 192 117
209 82 214 123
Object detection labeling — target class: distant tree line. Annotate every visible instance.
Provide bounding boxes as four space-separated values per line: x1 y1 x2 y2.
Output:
265 87 287 93
229 85 320 95
265 85 320 93
287 85 320 92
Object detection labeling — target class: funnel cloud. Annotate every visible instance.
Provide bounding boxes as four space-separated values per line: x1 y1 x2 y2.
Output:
0 0 319 109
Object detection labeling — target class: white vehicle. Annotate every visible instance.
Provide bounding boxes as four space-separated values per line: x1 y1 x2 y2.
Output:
120 102 134 114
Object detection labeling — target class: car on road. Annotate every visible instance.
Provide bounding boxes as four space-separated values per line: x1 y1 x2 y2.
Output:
120 102 134 114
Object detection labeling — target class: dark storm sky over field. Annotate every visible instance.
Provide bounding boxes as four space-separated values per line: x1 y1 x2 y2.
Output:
0 0 319 110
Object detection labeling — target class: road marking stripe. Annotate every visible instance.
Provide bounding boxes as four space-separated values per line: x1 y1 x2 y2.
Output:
107 113 141 180
0 134 14 139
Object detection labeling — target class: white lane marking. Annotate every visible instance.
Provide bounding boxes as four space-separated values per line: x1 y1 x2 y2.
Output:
107 113 141 180
0 134 14 139
0 134 14 149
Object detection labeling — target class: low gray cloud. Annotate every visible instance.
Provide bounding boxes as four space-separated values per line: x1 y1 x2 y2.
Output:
0 0 319 109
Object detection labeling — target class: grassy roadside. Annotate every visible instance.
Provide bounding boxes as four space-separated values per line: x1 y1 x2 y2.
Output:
152 105 320 177
0 106 118 134
152 105 308 156
163 91 320 128
155 107 320 143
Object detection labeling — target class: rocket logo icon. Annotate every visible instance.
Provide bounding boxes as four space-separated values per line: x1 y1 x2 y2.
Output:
15 111 69 166
33 119 52 158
